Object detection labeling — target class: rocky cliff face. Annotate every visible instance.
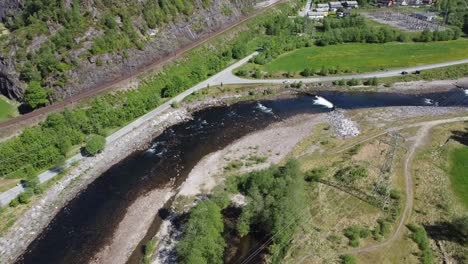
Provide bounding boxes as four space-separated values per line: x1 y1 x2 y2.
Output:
59 0 254 98
0 0 22 22
0 0 257 101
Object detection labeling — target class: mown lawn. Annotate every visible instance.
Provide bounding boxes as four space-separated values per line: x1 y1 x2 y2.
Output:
257 40 468 75
449 146 468 208
0 96 17 122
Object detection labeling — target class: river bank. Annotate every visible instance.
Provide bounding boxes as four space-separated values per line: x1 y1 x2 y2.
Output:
2 78 467 263
0 108 190 263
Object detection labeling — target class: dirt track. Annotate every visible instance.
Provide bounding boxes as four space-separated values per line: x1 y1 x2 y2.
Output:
345 116 468 255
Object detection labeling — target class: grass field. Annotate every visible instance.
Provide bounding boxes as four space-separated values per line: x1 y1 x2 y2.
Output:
0 96 17 122
242 40 468 77
449 147 468 208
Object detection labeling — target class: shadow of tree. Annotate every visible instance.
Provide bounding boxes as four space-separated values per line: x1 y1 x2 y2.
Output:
450 128 468 146
423 217 468 246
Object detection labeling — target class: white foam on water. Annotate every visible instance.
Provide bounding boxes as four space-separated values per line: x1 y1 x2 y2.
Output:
256 102 273 114
313 96 334 109
423 98 434 105
464 89 468 95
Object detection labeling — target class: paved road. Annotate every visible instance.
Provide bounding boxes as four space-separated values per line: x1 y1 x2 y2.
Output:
0 52 260 207
216 58 468 85
2 51 468 206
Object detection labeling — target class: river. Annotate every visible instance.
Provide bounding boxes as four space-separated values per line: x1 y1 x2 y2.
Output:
15 89 468 264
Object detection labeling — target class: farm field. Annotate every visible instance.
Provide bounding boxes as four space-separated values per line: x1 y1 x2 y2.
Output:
241 40 468 77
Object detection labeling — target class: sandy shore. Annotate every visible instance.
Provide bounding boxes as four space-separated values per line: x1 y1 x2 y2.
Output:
90 187 175 264
178 113 326 197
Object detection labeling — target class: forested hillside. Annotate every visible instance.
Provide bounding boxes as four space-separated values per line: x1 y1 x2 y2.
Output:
0 0 258 109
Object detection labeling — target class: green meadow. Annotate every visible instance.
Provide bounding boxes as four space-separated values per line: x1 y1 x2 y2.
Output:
449 146 468 208
244 40 468 76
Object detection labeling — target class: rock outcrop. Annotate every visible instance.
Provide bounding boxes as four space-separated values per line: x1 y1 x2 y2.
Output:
0 0 22 22
0 0 258 101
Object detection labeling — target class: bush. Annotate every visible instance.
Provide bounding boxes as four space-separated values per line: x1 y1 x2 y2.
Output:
305 168 325 182
407 224 433 264
171 101 181 108
9 198 19 207
344 225 370 247
346 78 360 86
334 165 368 183
84 134 106 156
301 68 313 77
18 190 32 204
389 189 401 200
340 255 357 264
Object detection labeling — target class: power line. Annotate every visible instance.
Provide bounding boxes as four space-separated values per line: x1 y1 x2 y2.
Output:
239 186 357 264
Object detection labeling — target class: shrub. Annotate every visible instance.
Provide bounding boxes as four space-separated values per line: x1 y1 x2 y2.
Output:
171 101 181 108
346 78 360 86
18 191 32 204
305 168 325 182
84 134 106 156
340 255 357 264
301 68 313 77
389 189 401 200
344 225 370 247
334 165 368 183
9 198 19 207
407 224 433 264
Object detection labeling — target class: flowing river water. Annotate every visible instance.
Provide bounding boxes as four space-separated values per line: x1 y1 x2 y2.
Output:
15 89 468 264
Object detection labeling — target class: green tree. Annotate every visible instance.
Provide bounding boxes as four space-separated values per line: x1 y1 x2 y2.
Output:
84 134 106 156
24 81 48 109
177 200 225 264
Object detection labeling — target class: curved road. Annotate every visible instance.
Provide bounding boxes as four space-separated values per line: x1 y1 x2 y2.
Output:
1 50 468 206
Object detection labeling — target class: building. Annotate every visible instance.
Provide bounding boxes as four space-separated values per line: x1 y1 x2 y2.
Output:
328 1 343 11
308 11 326 20
316 3 329 11
344 1 359 8
407 0 422 5
412 12 436 21
422 0 433 4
